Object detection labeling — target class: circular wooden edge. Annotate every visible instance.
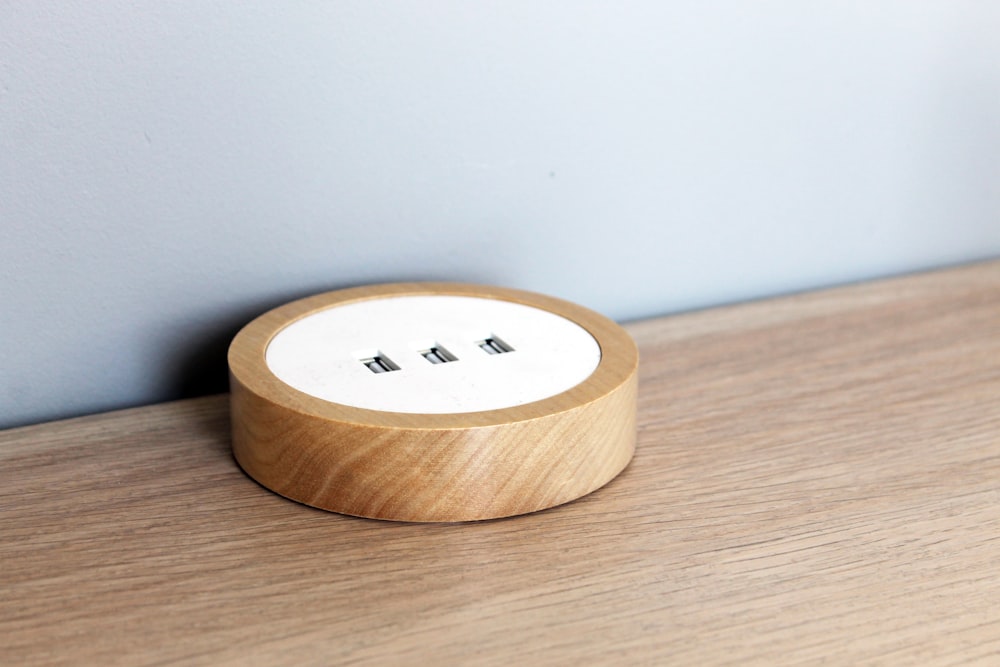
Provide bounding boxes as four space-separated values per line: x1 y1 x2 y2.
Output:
228 282 638 430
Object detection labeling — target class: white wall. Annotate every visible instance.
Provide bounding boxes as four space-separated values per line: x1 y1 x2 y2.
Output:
3 1 999 428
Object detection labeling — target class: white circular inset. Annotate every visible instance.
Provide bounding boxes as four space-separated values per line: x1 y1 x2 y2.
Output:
265 295 602 413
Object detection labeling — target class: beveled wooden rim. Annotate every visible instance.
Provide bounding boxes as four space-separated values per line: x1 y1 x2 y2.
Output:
228 282 638 430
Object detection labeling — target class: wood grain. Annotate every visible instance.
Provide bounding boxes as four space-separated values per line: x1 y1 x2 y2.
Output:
229 282 638 521
3 260 1000 665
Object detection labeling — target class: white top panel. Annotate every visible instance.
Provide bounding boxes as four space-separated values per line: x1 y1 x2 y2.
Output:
265 295 602 413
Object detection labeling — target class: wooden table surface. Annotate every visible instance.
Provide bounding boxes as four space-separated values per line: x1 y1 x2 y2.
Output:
3 261 1000 666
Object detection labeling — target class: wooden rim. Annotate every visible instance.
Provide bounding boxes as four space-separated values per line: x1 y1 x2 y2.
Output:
228 282 638 429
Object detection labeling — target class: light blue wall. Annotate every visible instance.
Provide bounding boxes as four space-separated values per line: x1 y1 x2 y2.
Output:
3 1 999 428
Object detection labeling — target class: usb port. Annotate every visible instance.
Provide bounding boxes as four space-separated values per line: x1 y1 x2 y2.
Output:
420 344 457 365
360 353 400 374
477 336 514 355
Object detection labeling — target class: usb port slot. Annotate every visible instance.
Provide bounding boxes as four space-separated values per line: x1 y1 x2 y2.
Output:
477 336 514 355
360 353 400 374
420 344 457 365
